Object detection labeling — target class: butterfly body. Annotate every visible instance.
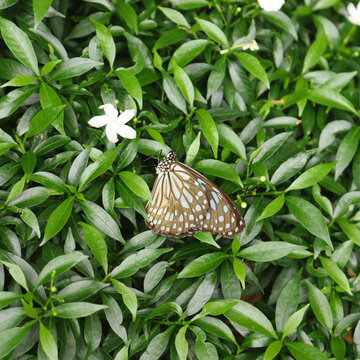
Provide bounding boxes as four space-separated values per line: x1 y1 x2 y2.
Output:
145 151 245 238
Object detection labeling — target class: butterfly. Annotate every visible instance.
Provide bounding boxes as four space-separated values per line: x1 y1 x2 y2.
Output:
145 150 245 238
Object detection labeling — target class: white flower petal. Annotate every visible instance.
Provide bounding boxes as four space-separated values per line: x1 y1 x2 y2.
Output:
118 109 135 125
258 0 284 12
115 124 137 139
105 123 119 143
347 3 360 25
99 103 118 118
89 115 110 128
348 3 357 17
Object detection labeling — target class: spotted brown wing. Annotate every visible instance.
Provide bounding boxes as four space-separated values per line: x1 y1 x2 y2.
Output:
145 159 245 239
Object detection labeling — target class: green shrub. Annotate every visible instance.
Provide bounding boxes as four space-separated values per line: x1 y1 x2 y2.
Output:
0 0 359 359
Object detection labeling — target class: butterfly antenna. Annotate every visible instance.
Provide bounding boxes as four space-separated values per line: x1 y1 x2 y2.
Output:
143 150 162 163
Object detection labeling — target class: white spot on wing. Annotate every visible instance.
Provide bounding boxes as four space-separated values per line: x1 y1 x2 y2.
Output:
177 171 190 180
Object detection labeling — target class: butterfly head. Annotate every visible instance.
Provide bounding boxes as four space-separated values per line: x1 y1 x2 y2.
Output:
156 150 177 174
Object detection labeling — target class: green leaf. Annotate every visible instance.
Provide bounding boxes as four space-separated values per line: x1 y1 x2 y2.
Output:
333 191 360 218
185 132 201 164
0 86 38 120
307 88 358 116
42 197 75 245
33 0 52 28
282 305 310 339
257 195 285 221
173 61 194 109
336 218 360 247
162 70 187 114
194 232 220 249
0 0 19 9
238 242 306 262
0 323 33 358
217 123 246 160
39 322 58 360
118 171 151 200
195 17 229 48
286 196 333 250
114 345 129 360
78 147 119 191
262 11 298 40
201 300 238 316
175 325 189 360
91 18 115 68
193 316 237 344
31 171 68 193
7 186 49 208
102 294 127 343
335 127 360 180
116 69 143 109
306 280 333 331
286 342 328 360
233 257 246 289
80 200 124 243
178 252 228 278
80 222 108 274
49 58 103 81
196 109 219 158
319 120 354 150
235 52 269 89
1 74 37 87
58 280 109 302
158 6 190 28
0 291 22 309
20 208 41 238
111 248 172 278
276 269 302 333
264 340 282 360
286 163 335 191
312 184 333 217
26 105 66 139
6 176 25 204
185 272 217 316
115 178 148 219
225 301 278 339
139 327 174 360
0 17 39 75
144 261 168 293
54 302 107 318
302 35 327 74
207 56 226 99
193 159 242 186
253 132 292 163
319 256 352 295
35 253 87 289
331 337 346 360
40 59 62 76
115 1 138 34
170 39 210 69
1 260 28 291
111 279 138 321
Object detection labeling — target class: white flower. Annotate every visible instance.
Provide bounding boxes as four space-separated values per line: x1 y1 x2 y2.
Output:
346 2 360 26
88 103 136 143
243 40 260 51
258 0 285 12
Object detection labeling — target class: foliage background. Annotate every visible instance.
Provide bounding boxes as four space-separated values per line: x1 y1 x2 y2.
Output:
0 0 359 359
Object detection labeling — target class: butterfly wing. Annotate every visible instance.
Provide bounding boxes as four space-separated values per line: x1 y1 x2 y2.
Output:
145 160 245 238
